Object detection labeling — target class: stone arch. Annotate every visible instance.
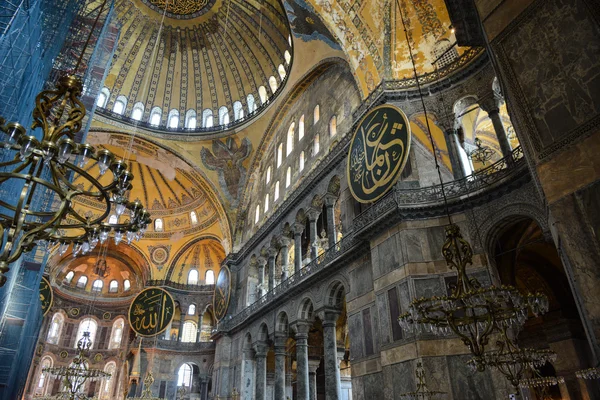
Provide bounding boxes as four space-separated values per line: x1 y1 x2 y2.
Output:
311 194 324 210
297 297 315 321
325 280 348 308
276 311 289 334
296 208 307 224
453 95 479 116
258 322 269 342
327 175 341 196
243 332 253 350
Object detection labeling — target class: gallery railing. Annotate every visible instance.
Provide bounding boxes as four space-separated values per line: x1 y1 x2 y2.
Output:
134 337 215 352
219 146 527 332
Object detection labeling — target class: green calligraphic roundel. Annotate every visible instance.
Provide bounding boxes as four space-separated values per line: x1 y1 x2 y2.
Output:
347 104 412 203
213 266 231 321
129 287 175 337
39 276 53 317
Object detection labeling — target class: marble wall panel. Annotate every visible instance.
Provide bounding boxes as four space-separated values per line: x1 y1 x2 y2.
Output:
400 230 425 263
421 356 453 396
414 277 444 299
370 304 381 353
377 292 392 345
375 235 400 279
348 312 364 359
447 354 496 399
426 225 447 261
363 372 384 399
391 360 415 399
352 258 374 298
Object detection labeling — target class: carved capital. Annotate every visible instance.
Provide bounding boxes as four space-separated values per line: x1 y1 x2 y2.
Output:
267 247 278 259
316 307 340 326
478 93 500 115
306 209 320 222
257 256 267 267
291 320 311 339
253 340 269 357
292 222 305 235
278 236 293 248
323 194 337 207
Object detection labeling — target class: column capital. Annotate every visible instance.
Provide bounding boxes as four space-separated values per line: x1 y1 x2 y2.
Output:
478 93 501 115
267 247 278 259
316 307 340 326
291 320 311 338
257 256 267 267
308 358 321 373
306 209 320 222
253 341 269 357
278 236 293 248
293 222 305 235
323 194 337 207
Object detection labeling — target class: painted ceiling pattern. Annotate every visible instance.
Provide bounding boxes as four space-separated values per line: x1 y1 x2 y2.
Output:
99 0 292 131
167 239 226 283
143 0 216 18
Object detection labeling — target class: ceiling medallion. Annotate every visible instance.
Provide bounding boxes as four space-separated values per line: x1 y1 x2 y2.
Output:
143 0 216 18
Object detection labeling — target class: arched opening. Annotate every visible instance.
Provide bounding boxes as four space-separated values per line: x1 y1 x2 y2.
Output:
113 95 127 115
255 205 260 224
269 76 278 94
177 363 193 388
284 50 291 65
286 167 291 188
205 270 215 284
35 357 53 396
181 321 197 342
64 271 74 284
168 109 180 128
188 269 199 285
233 101 244 120
96 88 109 108
92 279 103 292
123 279 131 291
202 109 214 128
299 151 305 172
75 318 98 348
313 104 320 124
299 115 305 140
108 318 124 349
219 106 230 125
200 308 215 341
278 64 286 80
287 122 295 156
154 218 163 232
274 181 280 202
266 166 272 184
76 275 88 289
46 313 64 344
329 115 337 137
259 86 268 104
131 102 144 121
190 211 198 225
149 107 162 126
277 143 283 167
100 361 116 399
185 109 197 129
188 304 196 315
247 94 257 113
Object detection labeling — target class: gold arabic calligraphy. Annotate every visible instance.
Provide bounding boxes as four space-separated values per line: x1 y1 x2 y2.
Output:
130 289 173 335
350 111 406 197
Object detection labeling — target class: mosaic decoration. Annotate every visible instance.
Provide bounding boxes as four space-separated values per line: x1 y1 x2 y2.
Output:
149 245 171 266
284 0 341 49
103 312 112 320
142 0 216 18
69 308 80 317
39 276 53 317
347 104 411 203
201 137 251 206
213 266 231 321
129 287 175 337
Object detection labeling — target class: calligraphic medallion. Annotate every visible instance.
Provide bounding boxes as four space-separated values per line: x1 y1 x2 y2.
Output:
347 104 412 203
213 266 231 321
39 276 53 316
128 287 175 337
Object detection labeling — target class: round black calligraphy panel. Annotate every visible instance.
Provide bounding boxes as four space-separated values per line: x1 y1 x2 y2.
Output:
347 104 412 203
213 266 231 321
39 276 53 317
128 287 175 337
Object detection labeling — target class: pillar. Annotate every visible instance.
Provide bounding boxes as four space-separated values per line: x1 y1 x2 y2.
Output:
254 342 268 400
267 248 277 291
307 210 320 260
293 222 304 272
178 308 186 342
164 320 172 340
274 334 287 399
279 237 291 281
444 128 466 179
323 195 337 249
479 94 512 159
308 358 320 400
257 257 266 298
294 322 311 400
319 308 341 400
241 348 255 400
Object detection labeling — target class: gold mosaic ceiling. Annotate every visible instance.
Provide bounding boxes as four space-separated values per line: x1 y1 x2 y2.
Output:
143 0 216 18
99 0 293 133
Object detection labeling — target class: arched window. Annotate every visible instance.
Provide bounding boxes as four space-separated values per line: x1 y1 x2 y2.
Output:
219 106 230 125
274 181 280 201
284 50 291 65
247 94 256 113
269 76 278 94
154 218 163 232
177 364 193 387
188 269 199 285
188 304 196 315
313 105 320 124
299 151 305 172
278 64 286 80
255 205 260 223
149 107 162 127
64 271 75 284
200 309 214 341
108 319 124 349
168 109 179 128
299 115 305 140
75 318 98 349
181 321 197 342
233 101 244 121
286 167 291 188
101 362 117 397
113 95 127 115
314 134 320 155
131 102 144 121
258 86 268 104
205 270 215 284
47 313 64 344
109 280 118 293
190 211 198 225
76 275 88 289
96 88 110 108
37 357 52 393
123 280 131 291
185 109 197 129
92 279 103 292
277 143 283 167
264 193 269 212
329 115 337 137
287 123 294 156
266 166 271 184
202 109 214 128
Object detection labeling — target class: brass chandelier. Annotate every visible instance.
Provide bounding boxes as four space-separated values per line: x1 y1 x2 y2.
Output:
42 332 111 400
468 137 495 165
0 0 150 286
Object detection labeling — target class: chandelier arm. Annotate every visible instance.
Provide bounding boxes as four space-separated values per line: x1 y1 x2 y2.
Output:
58 159 118 196
32 89 64 137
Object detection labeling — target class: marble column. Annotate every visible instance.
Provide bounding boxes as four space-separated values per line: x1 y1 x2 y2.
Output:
323 195 337 249
444 128 466 179
307 358 320 400
163 321 172 340
294 322 311 400
178 309 186 342
257 257 266 298
267 248 277 291
293 222 304 272
319 309 341 400
479 95 513 160
254 342 268 400
279 237 291 281
274 334 287 400
241 348 255 400
307 210 320 260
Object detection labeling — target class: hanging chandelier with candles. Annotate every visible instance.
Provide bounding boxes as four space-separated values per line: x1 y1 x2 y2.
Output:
0 0 150 287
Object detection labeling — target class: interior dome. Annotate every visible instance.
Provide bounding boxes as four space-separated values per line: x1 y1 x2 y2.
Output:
96 0 293 135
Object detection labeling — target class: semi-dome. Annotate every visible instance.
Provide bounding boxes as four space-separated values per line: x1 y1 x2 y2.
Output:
96 0 293 135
